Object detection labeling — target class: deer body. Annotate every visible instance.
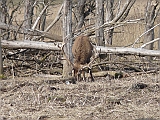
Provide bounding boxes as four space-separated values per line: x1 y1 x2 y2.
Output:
62 35 95 82
72 36 94 82
72 36 93 65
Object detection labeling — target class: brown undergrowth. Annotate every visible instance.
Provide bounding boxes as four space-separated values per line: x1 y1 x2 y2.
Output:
0 72 159 120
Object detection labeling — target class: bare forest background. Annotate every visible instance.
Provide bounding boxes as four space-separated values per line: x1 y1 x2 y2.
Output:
0 0 159 78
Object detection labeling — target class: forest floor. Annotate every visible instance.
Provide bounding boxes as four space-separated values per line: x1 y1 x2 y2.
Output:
0 72 160 120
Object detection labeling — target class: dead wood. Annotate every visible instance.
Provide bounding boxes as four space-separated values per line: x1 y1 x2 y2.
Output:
0 22 62 41
92 61 142 72
2 39 160 57
1 40 60 50
129 70 159 77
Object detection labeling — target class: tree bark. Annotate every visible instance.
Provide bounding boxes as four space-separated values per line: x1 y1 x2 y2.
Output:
24 0 35 40
1 40 60 50
105 0 135 46
0 0 7 76
158 15 160 50
76 0 85 30
105 0 114 46
159 25 160 49
86 0 135 37
145 0 158 50
63 0 73 78
0 39 2 76
95 0 104 46
37 2 47 31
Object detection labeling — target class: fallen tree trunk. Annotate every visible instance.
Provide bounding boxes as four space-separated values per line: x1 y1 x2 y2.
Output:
2 40 60 50
2 39 160 56
97 46 160 57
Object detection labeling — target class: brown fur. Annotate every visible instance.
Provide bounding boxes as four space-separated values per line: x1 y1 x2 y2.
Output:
72 36 94 82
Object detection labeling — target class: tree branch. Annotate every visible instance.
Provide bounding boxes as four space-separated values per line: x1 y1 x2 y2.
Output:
32 4 49 30
44 4 63 32
141 38 160 48
113 0 134 22
132 23 160 47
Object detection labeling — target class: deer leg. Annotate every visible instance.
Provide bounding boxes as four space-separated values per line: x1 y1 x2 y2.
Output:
73 69 80 82
77 71 82 82
89 68 94 82
82 70 86 82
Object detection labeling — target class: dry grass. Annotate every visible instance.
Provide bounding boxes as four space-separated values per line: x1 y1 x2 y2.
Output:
0 73 160 120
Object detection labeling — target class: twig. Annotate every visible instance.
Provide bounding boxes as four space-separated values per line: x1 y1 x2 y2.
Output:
113 0 135 22
129 69 159 77
45 4 63 32
92 61 142 72
141 38 160 48
0 22 62 41
32 4 49 30
14 20 25 39
132 23 160 47
86 18 144 36
31 4 63 41
34 51 52 64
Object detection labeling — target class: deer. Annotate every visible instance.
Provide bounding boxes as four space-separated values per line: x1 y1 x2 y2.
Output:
62 35 97 82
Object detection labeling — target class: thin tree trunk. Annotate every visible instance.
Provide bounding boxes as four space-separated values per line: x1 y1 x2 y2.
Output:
38 4 46 31
76 0 85 30
105 0 114 46
37 1 47 40
95 0 104 46
24 0 35 40
145 0 158 50
158 14 160 60
158 19 160 50
63 0 73 78
145 0 158 60
0 0 7 76
0 40 2 76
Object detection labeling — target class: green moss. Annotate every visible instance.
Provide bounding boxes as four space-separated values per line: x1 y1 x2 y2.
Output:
0 74 7 80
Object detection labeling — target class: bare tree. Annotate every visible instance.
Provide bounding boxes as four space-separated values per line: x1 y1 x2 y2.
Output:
105 0 114 46
24 0 35 40
63 0 73 78
76 0 85 30
145 0 159 50
95 0 104 46
0 0 7 76
36 1 48 33
105 0 135 46
157 6 160 50
159 23 160 50
74 0 95 33
0 35 2 76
